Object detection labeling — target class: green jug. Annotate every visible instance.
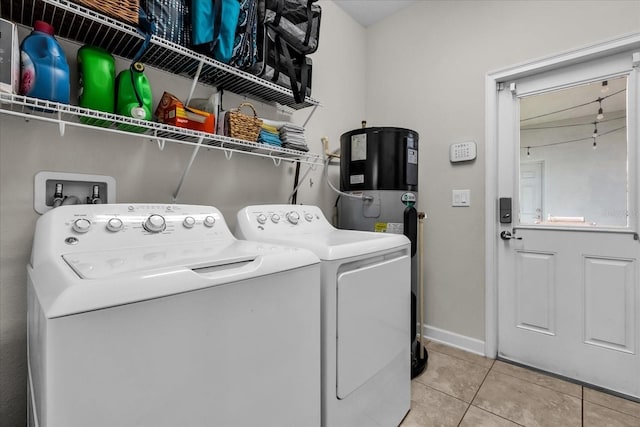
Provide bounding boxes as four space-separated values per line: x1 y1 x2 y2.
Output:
116 62 152 133
77 45 115 127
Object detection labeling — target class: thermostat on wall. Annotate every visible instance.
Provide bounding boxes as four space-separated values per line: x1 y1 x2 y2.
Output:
450 141 477 163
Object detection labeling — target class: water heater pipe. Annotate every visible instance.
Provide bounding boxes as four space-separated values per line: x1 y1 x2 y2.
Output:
322 136 340 159
321 138 372 201
418 211 426 358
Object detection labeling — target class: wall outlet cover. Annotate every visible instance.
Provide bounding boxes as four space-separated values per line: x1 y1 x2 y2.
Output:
452 189 471 207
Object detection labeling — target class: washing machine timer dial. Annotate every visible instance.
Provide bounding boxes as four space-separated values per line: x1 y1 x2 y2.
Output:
286 211 300 224
72 218 92 233
106 218 124 232
183 216 196 229
143 214 166 233
203 216 216 228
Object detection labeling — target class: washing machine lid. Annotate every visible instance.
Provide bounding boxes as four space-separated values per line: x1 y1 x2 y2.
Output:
258 229 409 261
62 240 246 279
30 240 319 318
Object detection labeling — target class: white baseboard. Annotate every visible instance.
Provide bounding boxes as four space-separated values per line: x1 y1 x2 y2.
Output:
421 324 486 357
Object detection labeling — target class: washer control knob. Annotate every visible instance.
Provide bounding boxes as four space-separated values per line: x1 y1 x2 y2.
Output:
304 213 314 222
203 215 216 228
106 218 124 232
286 211 300 224
256 214 268 225
183 216 196 229
271 214 281 224
143 214 166 233
72 218 92 233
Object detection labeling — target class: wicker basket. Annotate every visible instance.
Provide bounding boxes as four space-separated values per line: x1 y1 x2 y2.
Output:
225 102 263 142
74 0 139 26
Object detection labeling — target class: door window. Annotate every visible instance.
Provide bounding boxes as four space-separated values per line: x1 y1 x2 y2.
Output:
519 76 629 228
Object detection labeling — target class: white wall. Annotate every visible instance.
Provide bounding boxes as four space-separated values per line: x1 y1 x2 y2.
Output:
0 2 365 423
363 0 640 344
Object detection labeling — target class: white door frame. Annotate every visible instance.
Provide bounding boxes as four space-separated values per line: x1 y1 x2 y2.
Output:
484 33 640 358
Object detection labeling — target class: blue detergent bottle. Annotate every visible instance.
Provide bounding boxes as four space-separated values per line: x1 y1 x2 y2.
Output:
20 20 70 104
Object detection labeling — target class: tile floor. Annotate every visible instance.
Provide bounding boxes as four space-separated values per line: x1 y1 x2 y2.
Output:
401 341 640 426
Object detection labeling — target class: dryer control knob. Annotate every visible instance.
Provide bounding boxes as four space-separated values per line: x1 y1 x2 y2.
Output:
271 214 281 223
256 214 268 225
304 213 314 222
143 214 166 233
203 216 216 228
72 218 92 233
286 211 300 224
183 216 196 229
106 218 124 232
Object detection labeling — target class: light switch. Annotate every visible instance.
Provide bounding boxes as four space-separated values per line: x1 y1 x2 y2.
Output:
452 189 471 207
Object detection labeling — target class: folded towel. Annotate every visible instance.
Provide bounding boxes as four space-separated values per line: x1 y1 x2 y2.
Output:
258 129 282 146
261 123 280 134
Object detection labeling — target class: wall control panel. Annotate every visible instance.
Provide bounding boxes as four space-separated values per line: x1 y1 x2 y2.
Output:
450 141 477 163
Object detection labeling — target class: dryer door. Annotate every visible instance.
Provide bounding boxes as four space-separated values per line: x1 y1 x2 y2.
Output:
336 254 410 399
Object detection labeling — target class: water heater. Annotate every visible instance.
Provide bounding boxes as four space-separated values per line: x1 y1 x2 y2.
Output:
338 127 418 233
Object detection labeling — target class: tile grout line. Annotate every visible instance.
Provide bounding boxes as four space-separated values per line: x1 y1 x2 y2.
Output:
584 398 640 421
456 358 497 426
465 360 526 427
428 344 493 369
491 365 583 400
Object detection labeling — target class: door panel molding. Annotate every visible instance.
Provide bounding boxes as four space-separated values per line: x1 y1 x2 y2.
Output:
583 255 636 353
515 250 557 335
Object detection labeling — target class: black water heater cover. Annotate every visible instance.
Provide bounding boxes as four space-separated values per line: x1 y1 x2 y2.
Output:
340 127 419 192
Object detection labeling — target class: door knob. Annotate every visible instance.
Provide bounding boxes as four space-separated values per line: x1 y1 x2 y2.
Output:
500 230 522 240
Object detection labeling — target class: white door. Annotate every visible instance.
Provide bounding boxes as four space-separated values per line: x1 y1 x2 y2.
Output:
495 47 640 398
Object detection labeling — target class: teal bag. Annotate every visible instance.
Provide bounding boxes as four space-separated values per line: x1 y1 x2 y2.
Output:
192 0 241 63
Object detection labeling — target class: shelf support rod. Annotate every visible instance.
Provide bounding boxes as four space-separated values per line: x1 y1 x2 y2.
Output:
185 60 205 106
172 136 205 203
302 104 319 128
224 150 233 160
272 157 282 167
152 130 166 150
58 111 65 136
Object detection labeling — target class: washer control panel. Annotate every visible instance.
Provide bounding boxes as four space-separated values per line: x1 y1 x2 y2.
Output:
237 205 332 237
36 204 235 254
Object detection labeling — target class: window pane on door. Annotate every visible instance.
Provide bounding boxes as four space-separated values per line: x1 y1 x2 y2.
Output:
519 76 628 227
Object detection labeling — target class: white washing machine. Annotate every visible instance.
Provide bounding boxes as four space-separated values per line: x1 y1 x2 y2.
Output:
236 205 411 427
27 203 321 427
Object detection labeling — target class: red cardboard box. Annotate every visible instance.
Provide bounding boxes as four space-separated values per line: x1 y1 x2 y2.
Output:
155 92 215 133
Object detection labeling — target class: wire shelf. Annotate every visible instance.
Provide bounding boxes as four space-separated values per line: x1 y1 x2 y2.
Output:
0 0 320 110
0 93 323 165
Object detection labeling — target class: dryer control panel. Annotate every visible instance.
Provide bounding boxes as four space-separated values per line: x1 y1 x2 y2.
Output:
32 204 235 260
237 204 333 237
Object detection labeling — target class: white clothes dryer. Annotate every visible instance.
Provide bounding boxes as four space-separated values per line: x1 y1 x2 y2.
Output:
236 204 411 427
27 203 321 427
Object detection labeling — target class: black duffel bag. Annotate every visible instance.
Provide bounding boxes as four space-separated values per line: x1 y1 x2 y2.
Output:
252 25 312 104
249 0 319 103
262 0 321 55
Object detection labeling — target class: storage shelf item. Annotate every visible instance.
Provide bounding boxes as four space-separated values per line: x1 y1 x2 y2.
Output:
0 0 320 110
0 92 323 165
